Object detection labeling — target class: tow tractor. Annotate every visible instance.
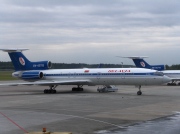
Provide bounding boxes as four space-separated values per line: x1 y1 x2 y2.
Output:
97 85 118 92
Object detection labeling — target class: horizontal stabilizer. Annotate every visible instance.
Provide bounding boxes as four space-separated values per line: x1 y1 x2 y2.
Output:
0 48 29 52
120 56 149 59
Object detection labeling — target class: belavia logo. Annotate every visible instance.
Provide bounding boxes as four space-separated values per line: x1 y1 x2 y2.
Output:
140 62 145 67
19 57 25 66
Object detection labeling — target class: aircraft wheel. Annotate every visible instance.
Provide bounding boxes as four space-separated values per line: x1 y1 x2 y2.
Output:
137 91 142 95
44 89 56 94
53 90 56 93
48 89 53 94
44 89 48 94
72 87 83 91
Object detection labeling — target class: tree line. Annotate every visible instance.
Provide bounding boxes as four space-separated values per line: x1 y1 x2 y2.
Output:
0 61 179 70
0 61 132 70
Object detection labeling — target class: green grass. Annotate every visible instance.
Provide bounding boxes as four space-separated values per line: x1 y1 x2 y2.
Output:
0 71 18 81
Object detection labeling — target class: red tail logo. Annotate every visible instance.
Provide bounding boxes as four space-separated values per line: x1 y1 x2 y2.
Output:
19 57 25 66
140 62 145 67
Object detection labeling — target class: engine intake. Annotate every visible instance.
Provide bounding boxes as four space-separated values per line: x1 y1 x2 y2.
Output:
47 61 52 69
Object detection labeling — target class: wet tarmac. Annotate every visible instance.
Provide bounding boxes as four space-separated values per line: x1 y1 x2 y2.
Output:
1 82 180 134
96 113 180 134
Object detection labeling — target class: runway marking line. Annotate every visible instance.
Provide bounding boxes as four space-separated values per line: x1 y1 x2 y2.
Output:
0 112 28 133
52 112 124 128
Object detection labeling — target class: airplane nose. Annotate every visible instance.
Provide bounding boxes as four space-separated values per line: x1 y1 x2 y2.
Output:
163 75 171 83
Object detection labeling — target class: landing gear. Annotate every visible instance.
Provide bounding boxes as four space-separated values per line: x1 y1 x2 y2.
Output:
137 85 142 95
72 85 83 91
167 82 176 86
44 89 56 94
167 80 177 86
44 85 58 94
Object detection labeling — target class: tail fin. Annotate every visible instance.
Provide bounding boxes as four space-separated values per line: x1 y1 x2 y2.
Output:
1 49 52 71
121 56 150 69
97 63 103 68
121 56 165 71
133 58 165 71
132 59 151 68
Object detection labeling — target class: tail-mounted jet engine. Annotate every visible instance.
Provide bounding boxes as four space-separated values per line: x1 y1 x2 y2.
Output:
21 71 44 79
31 61 52 70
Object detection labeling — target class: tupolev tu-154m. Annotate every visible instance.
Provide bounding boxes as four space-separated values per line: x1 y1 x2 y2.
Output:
123 56 180 86
0 49 171 95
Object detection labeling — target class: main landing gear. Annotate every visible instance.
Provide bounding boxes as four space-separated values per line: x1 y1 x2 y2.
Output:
167 82 177 86
44 85 57 94
137 85 142 95
72 85 83 91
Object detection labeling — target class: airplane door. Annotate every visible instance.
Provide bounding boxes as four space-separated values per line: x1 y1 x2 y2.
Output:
68 72 76 79
121 73 125 79
68 73 70 78
73 72 76 78
97 72 101 82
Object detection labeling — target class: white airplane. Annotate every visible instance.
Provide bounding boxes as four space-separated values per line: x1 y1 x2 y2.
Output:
0 49 171 95
123 56 180 85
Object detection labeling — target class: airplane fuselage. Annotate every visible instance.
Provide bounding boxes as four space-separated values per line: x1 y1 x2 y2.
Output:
13 68 170 86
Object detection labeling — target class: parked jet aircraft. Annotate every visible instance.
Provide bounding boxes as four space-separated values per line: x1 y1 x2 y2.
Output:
124 56 180 85
0 49 171 95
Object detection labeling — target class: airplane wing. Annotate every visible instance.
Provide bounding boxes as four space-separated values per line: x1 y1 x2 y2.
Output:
0 80 92 86
171 78 180 81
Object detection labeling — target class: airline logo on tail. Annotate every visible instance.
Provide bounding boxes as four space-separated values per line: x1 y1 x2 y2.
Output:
19 57 25 66
140 62 146 67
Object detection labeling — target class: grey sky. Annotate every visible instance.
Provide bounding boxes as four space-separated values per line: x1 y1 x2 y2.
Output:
0 0 180 65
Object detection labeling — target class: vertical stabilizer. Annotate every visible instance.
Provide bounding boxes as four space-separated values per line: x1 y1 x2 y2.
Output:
8 51 31 71
132 59 151 68
0 49 52 71
121 56 165 71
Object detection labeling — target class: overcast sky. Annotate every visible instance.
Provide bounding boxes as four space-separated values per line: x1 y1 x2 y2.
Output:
0 0 180 65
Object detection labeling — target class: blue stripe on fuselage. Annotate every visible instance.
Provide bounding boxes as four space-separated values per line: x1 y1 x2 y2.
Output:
44 73 160 77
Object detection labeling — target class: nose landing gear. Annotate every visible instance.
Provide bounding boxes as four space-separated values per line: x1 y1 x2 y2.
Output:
137 85 142 95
